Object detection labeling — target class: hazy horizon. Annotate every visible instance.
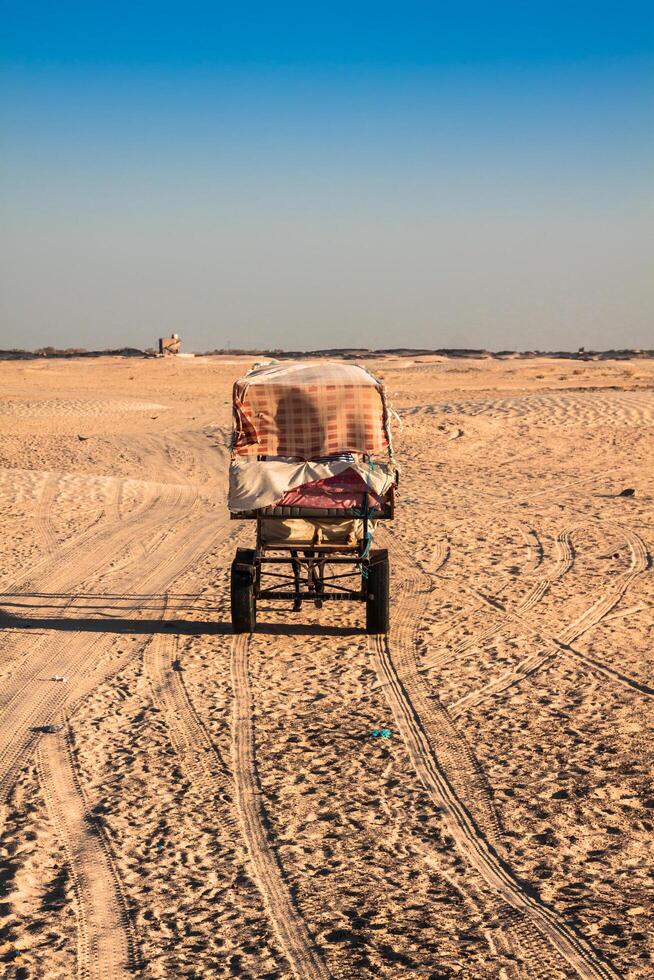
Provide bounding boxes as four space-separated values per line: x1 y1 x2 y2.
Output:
2 2 652 352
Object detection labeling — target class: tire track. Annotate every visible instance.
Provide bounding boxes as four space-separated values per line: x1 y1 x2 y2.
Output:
449 526 652 716
143 525 241 789
1 434 233 975
449 652 558 719
105 477 122 524
33 472 60 559
553 527 575 579
371 637 618 977
0 467 204 602
369 536 619 978
144 630 233 790
24 510 234 979
601 602 651 624
38 724 137 980
519 523 543 574
5 479 187 604
230 633 330 980
430 537 450 574
558 527 649 646
0 397 166 418
0 495 226 808
414 389 654 425
375 529 503 846
57 510 234 730
0 476 164 598
142 522 325 975
404 518 551 655
419 525 576 675
0 484 191 718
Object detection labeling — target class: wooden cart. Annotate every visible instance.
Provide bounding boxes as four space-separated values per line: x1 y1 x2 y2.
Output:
228 360 397 635
230 488 393 634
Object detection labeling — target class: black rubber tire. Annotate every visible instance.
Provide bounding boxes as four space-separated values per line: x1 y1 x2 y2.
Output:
366 549 390 634
231 548 257 633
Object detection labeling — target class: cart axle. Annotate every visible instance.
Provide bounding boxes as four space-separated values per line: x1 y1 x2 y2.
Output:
258 590 368 601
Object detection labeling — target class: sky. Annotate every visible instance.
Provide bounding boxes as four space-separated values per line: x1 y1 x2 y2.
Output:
1 2 653 352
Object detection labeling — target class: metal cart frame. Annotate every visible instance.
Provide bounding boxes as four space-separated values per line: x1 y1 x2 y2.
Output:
230 488 394 634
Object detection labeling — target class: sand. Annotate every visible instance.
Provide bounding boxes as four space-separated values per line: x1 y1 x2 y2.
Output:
0 353 652 979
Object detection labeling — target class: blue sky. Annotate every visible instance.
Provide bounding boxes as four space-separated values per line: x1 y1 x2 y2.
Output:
1 2 652 351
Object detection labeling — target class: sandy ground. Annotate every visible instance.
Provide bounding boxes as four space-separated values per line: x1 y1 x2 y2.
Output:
0 354 652 979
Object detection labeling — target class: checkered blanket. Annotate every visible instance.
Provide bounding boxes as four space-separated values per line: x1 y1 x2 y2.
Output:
232 361 391 458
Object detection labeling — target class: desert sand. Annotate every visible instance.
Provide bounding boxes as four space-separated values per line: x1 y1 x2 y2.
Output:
0 354 652 979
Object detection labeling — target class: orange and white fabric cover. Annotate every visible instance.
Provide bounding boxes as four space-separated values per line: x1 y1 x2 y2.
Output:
231 361 392 458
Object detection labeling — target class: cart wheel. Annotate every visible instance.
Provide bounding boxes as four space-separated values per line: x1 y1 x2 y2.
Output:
366 549 390 634
231 548 257 633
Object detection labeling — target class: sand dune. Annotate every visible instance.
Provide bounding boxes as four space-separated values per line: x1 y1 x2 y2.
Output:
0 355 651 978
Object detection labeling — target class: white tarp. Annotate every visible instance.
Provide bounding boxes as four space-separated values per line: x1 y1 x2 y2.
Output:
228 457 396 513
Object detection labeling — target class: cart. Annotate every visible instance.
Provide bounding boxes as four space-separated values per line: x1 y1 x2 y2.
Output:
227 361 397 634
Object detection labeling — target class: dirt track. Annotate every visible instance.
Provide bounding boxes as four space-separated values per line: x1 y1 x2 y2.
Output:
0 354 652 978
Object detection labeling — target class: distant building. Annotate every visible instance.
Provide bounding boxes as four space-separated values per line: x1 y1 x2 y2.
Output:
158 334 181 355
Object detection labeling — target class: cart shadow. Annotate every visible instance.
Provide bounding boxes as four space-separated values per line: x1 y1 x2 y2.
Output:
0 592 364 638
0 612 229 636
0 592 216 612
0 614 361 638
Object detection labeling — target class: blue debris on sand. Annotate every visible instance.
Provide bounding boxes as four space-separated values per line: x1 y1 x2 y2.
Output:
371 728 392 739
